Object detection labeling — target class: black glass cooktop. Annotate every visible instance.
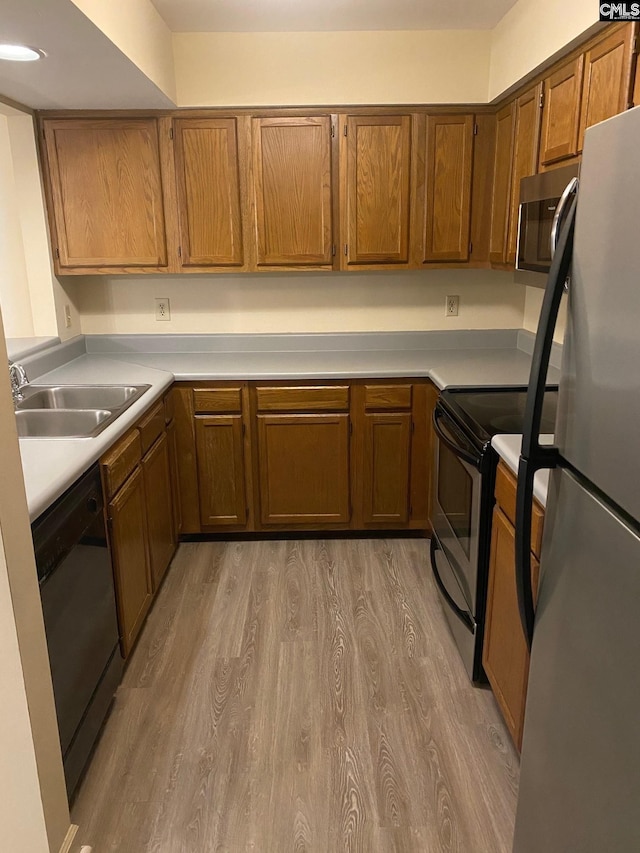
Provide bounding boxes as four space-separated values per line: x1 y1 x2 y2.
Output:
440 386 558 446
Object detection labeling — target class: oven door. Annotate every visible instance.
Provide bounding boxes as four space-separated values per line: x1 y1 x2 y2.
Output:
431 404 483 616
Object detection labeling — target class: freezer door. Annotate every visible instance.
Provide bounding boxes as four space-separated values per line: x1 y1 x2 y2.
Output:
514 468 640 853
557 106 640 522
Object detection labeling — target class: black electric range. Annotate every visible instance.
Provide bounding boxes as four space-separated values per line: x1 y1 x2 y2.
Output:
429 386 558 683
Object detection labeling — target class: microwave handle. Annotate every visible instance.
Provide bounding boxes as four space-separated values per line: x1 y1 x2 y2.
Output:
550 177 578 260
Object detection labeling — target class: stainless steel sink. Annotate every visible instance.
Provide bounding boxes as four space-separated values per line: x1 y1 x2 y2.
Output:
16 409 113 438
15 383 151 438
17 384 149 411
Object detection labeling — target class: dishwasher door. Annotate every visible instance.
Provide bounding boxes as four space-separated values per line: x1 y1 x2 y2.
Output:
33 465 123 795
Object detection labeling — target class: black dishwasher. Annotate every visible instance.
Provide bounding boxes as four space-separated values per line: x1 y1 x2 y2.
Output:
32 464 123 798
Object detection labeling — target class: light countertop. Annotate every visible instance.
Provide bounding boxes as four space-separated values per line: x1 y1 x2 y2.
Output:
491 434 555 508
18 332 558 521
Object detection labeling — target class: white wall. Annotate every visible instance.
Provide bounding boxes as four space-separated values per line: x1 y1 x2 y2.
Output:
173 30 492 106
522 285 567 344
72 269 525 334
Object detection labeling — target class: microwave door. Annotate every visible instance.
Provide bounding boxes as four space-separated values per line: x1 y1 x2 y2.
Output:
518 199 556 272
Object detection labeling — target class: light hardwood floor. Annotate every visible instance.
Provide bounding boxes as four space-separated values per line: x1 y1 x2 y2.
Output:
73 538 519 852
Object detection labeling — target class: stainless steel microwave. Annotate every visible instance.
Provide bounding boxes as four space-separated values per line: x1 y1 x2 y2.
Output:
515 163 580 287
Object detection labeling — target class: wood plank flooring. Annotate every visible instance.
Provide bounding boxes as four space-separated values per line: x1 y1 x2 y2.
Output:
72 538 519 852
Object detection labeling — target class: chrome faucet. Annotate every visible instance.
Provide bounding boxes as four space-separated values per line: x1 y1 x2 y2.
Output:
8 361 29 405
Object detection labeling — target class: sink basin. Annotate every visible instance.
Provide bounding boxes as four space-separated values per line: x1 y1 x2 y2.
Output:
16 409 113 438
17 384 149 411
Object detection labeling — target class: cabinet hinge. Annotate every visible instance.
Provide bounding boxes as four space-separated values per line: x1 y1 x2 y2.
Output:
473 122 478 135
539 88 545 109
177 246 182 258
55 247 60 259
169 127 174 140
344 124 348 137
469 241 473 255
349 421 353 436
344 244 348 256
332 244 336 257
411 421 415 434
633 34 639 54
331 123 335 138
242 423 246 436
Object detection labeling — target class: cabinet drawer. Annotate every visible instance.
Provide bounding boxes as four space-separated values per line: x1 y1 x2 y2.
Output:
164 390 175 424
193 387 243 414
101 429 142 499
495 462 544 557
255 385 350 412
364 384 412 410
138 402 164 454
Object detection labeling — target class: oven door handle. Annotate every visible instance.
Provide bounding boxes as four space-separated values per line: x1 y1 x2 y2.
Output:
430 537 474 634
432 407 482 468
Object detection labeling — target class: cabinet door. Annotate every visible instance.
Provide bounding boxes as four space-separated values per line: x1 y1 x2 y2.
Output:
252 116 333 266
173 118 244 267
483 506 539 751
362 412 412 524
489 103 515 265
507 84 543 264
422 114 474 262
142 433 176 590
108 467 153 658
343 115 412 266
43 118 167 270
578 25 635 151
166 419 182 538
195 415 247 527
539 55 584 166
257 414 350 525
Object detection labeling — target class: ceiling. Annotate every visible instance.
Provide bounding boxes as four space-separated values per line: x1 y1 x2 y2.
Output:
151 0 519 33
0 0 174 109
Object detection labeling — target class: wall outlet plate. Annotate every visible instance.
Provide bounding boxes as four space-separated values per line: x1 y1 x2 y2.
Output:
155 298 171 321
64 304 72 329
446 295 459 317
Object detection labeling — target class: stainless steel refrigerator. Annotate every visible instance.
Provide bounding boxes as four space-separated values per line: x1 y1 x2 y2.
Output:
513 105 640 852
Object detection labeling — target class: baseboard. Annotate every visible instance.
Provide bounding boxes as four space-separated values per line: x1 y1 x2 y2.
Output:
58 825 78 853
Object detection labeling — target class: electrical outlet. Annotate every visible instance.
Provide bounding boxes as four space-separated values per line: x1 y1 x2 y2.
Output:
64 304 72 329
155 298 171 321
446 295 459 317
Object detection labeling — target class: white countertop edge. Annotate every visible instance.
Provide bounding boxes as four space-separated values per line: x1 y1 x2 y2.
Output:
491 434 555 509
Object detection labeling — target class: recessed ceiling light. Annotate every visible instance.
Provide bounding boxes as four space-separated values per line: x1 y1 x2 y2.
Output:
0 44 45 62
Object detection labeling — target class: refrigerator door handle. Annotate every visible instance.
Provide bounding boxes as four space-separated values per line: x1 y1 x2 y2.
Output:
516 192 577 649
550 177 578 260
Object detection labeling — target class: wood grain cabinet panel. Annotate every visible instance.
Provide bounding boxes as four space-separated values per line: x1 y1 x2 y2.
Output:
107 467 153 658
539 55 584 166
166 419 182 538
195 415 248 527
342 115 412 266
489 104 515 265
507 84 543 264
422 114 474 262
173 118 244 267
578 25 635 151
252 116 333 266
142 432 176 590
362 412 412 524
257 413 350 525
43 118 168 270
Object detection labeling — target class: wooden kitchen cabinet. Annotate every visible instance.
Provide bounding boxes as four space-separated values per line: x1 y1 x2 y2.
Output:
578 24 636 151
172 117 246 269
141 431 176 589
106 466 153 658
251 116 334 267
341 114 413 267
422 114 474 263
195 415 248 527
506 84 543 264
539 55 584 166
361 412 412 524
166 419 182 538
489 103 515 265
483 462 543 751
42 118 170 272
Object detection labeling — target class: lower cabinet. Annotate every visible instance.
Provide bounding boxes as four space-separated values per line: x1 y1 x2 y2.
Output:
142 431 176 589
361 412 412 523
107 466 153 658
483 462 543 750
195 414 248 526
256 412 351 525
166 418 182 537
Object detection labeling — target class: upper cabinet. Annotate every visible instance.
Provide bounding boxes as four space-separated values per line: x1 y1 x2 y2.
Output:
578 24 636 151
539 55 584 167
506 84 542 265
251 116 334 268
173 117 246 269
43 118 170 272
341 114 413 267
489 104 515 265
421 114 474 263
